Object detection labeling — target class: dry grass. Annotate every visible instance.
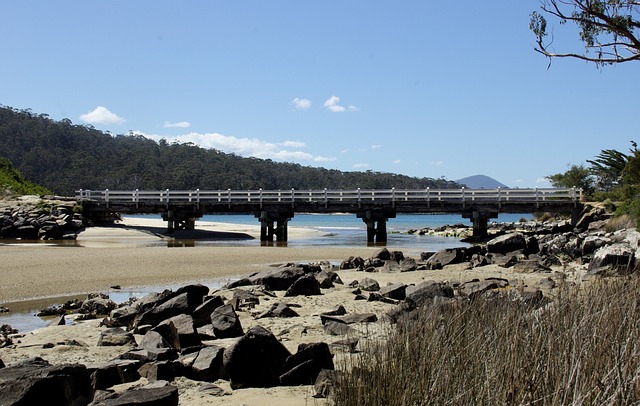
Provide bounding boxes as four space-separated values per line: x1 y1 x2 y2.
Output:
334 278 640 405
605 214 637 232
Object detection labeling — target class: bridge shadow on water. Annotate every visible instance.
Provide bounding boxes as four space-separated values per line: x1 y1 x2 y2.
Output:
110 223 256 246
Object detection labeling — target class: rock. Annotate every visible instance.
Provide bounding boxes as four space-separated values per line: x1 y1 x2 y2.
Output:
487 233 527 255
135 292 190 328
97 327 136 347
80 297 117 315
371 248 391 261
109 305 139 328
191 346 226 381
321 305 347 317
90 382 178 405
405 281 454 307
359 277 380 292
0 361 92 406
247 266 306 290
399 257 417 272
379 283 407 300
424 248 467 268
582 235 613 256
175 284 209 312
588 243 636 276
512 260 552 273
323 321 356 336
280 342 334 385
191 295 224 328
222 325 292 389
137 361 177 382
284 274 322 297
256 302 300 319
340 256 364 271
139 330 172 351
210 304 244 339
230 289 260 310
321 313 377 325
158 314 201 349
89 359 141 391
315 271 335 289
459 279 509 300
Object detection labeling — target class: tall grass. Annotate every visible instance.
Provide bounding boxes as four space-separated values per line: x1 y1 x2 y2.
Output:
334 278 640 405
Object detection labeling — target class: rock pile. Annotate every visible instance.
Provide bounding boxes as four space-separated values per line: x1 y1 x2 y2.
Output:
0 198 87 240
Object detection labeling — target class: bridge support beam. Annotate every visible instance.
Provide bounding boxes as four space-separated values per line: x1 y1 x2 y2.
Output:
462 210 498 238
161 210 202 233
357 210 396 244
256 211 294 243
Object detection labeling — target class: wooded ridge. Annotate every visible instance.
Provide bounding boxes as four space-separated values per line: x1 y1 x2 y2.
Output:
0 106 460 196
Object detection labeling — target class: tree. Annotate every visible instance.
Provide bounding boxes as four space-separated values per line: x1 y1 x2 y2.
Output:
546 163 596 195
530 1 640 65
587 146 630 190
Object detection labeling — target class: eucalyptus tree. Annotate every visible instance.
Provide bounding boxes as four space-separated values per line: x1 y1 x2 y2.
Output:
530 1 640 65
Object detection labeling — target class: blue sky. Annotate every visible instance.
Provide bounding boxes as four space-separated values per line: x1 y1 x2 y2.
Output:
1 1 638 188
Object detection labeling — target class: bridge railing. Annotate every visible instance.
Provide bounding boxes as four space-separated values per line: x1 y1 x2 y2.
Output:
76 187 582 208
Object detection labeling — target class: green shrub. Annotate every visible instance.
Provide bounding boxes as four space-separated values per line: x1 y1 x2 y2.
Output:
0 157 51 196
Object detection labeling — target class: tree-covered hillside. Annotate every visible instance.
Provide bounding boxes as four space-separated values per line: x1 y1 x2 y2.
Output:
0 157 51 196
0 106 459 196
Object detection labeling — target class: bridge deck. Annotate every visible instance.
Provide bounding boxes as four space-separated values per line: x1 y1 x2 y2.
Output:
76 188 583 243
76 187 582 214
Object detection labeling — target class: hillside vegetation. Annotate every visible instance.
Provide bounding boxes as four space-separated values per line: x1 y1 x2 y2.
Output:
0 106 460 196
0 157 51 196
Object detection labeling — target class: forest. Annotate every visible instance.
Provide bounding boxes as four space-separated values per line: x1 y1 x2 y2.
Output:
0 106 460 196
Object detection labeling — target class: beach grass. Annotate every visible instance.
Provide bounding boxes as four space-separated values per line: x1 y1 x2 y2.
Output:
333 276 640 405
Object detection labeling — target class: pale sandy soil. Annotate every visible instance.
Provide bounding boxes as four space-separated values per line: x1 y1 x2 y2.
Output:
0 215 580 405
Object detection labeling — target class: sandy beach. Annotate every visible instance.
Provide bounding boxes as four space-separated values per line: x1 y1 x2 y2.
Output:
0 215 574 405
0 216 378 303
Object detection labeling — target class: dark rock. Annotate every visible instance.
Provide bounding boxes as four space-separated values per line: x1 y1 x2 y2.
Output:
280 342 334 386
248 266 306 291
323 321 356 336
0 361 92 406
321 305 347 317
157 314 201 349
90 382 178 405
399 258 417 272
487 233 527 255
231 289 260 310
97 327 136 347
139 331 172 351
191 346 226 381
210 304 243 339
512 260 552 273
379 283 407 300
137 361 176 382
371 248 391 261
321 313 377 325
390 250 405 263
256 302 300 319
459 279 509 300
284 274 322 297
315 271 335 289
340 256 364 271
109 305 139 328
424 248 466 268
175 284 209 312
359 277 380 292
135 292 190 328
151 321 181 350
90 359 141 391
80 297 117 315
405 281 454 307
222 325 292 389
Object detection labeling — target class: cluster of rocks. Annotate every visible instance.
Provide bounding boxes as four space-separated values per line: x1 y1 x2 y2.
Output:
0 274 342 405
1 204 639 404
0 199 87 240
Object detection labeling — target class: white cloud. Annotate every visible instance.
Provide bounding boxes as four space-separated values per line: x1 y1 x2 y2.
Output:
393 159 402 164
163 121 191 128
291 98 312 111
323 95 358 113
371 144 382 149
430 160 444 166
79 106 125 125
134 130 335 163
353 163 369 169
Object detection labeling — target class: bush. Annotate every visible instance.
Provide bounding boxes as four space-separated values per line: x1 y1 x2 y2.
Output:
334 278 640 405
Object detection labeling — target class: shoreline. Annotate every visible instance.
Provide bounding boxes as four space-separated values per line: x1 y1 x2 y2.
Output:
0 216 379 303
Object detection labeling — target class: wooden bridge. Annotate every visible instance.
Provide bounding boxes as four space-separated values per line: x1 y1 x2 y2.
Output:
76 187 583 244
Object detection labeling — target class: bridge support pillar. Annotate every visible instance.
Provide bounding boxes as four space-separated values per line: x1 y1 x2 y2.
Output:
256 211 294 243
358 210 396 244
462 210 498 238
162 210 202 233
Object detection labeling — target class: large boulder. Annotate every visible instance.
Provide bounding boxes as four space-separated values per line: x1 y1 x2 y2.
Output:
97 327 136 347
91 382 178 405
405 281 454 307
588 243 636 276
135 292 190 328
222 326 292 389
210 304 243 339
248 266 306 291
157 314 201 349
0 359 92 406
280 342 334 386
191 346 226 382
424 248 467 269
284 274 322 297
486 233 527 255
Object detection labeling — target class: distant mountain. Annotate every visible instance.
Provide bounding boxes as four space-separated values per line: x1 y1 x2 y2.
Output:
456 175 508 189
